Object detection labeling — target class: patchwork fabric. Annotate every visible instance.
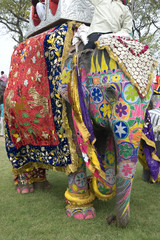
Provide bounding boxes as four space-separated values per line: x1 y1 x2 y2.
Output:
4 23 73 173
97 35 157 98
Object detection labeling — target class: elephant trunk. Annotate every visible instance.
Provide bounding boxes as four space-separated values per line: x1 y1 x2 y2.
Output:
115 173 133 227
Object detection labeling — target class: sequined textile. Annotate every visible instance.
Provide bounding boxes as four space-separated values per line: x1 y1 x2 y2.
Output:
4 23 73 173
97 35 157 98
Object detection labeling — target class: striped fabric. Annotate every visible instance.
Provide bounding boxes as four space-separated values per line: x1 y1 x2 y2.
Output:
149 108 160 141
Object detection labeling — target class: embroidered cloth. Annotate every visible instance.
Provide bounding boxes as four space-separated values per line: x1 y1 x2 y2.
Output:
4 23 73 173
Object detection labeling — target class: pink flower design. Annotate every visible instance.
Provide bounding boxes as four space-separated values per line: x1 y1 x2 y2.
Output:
90 102 97 115
122 163 133 177
119 162 135 179
81 67 87 83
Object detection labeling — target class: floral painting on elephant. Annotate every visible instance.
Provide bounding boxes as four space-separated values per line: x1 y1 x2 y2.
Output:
59 39 157 226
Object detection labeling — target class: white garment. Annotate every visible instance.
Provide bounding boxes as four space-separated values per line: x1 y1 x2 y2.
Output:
88 0 132 36
72 24 90 45
36 2 45 21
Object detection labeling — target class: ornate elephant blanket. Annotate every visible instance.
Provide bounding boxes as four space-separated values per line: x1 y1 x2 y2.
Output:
139 109 160 182
4 22 78 174
97 34 157 98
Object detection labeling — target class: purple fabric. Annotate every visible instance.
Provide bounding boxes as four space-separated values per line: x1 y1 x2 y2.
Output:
76 65 105 171
76 66 95 143
142 109 160 181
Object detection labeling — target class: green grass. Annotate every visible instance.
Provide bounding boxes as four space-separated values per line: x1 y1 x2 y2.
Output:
0 137 160 240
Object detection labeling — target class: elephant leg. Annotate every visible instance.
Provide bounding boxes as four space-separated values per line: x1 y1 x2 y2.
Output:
65 156 96 219
15 172 34 194
15 168 50 194
31 168 51 189
92 127 116 200
114 139 139 227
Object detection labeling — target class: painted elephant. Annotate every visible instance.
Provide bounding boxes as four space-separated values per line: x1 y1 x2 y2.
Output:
59 35 157 226
4 22 157 227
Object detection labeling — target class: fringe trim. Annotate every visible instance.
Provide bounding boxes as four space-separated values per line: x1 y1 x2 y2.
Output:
62 99 79 175
27 178 46 184
96 42 158 98
156 169 160 182
138 142 149 170
11 162 67 175
64 188 95 206
66 203 93 210
61 21 82 71
92 176 116 201
141 132 160 162
69 55 106 181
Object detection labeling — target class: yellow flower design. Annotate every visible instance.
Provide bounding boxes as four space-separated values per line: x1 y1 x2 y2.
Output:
47 37 55 44
100 104 111 118
111 74 120 82
108 153 114 165
61 70 71 84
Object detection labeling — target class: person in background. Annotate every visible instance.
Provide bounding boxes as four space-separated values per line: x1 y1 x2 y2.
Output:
84 0 132 49
0 104 4 136
0 71 7 136
32 0 45 21
0 71 7 83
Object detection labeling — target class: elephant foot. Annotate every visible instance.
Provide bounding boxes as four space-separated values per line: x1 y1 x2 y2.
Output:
33 180 51 189
142 168 151 182
115 211 130 228
107 214 129 227
107 214 116 225
66 206 96 220
17 183 34 194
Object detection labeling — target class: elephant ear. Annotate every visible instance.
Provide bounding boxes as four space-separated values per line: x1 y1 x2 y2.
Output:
79 50 93 74
59 48 93 102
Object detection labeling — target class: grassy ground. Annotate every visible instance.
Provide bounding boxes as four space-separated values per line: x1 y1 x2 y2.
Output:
0 137 160 240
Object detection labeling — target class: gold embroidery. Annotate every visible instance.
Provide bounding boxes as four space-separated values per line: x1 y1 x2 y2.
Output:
28 86 49 116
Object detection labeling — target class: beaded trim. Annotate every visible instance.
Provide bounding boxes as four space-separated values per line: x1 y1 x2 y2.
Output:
97 35 158 98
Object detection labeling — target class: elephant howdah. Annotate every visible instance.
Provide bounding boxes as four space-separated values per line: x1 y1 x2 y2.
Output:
4 21 157 227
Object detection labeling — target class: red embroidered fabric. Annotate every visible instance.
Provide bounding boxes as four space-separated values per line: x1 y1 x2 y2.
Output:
5 29 60 149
